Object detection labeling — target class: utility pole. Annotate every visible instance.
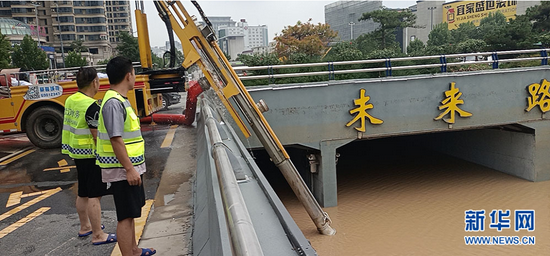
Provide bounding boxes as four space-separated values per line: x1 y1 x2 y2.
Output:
31 2 41 46
428 6 437 30
54 2 65 68
348 22 355 40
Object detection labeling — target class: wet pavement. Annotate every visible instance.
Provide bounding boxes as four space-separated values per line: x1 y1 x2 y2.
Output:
0 96 186 256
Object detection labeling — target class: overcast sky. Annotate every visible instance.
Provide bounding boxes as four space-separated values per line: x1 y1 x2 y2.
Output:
131 0 418 47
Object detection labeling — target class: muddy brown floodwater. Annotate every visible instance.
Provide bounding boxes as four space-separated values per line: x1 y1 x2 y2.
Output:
276 139 550 255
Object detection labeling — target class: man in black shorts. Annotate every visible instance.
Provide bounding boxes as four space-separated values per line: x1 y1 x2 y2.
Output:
62 67 117 245
96 57 155 256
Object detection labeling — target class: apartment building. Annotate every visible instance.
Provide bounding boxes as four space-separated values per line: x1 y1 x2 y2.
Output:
0 1 132 65
106 0 131 46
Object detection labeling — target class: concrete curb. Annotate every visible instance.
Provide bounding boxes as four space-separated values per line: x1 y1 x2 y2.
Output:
139 124 197 256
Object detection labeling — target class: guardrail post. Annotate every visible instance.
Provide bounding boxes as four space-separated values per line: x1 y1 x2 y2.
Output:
541 50 548 66
268 66 274 84
492 52 499 69
328 62 335 80
439 55 447 73
385 58 392 77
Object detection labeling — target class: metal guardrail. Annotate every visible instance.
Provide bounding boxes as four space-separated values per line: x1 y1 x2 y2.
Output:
202 105 264 256
233 48 550 81
0 62 141 86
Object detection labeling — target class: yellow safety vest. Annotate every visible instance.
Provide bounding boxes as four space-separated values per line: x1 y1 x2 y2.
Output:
96 90 145 168
61 92 97 159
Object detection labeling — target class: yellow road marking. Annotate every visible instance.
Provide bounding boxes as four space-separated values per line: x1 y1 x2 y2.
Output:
0 187 61 222
0 207 50 239
6 190 53 208
6 192 23 208
43 166 76 172
0 149 36 166
160 125 178 148
57 159 68 166
0 147 32 163
111 199 154 256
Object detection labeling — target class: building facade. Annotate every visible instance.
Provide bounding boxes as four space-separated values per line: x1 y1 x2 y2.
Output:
218 25 245 60
215 17 269 60
403 0 541 53
106 0 131 46
0 1 132 66
324 0 382 41
235 19 268 51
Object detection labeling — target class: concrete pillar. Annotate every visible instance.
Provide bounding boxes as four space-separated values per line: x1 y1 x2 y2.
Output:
521 120 550 181
312 139 354 208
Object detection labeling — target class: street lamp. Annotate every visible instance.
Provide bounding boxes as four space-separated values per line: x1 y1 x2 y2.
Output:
428 6 437 30
31 2 41 46
54 2 65 68
348 22 355 40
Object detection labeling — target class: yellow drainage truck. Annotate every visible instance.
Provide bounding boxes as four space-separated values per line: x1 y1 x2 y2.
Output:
0 70 165 149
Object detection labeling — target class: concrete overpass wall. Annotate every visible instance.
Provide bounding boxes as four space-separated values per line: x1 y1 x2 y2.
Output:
231 67 550 207
193 95 317 255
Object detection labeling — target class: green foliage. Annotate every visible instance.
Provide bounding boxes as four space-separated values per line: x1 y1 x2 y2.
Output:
354 33 381 55
480 13 534 51
65 50 87 67
97 58 111 65
223 51 231 61
70 39 87 53
407 39 425 56
427 23 451 47
151 51 164 69
324 42 363 61
451 22 481 42
359 7 417 49
115 31 140 62
0 31 12 68
456 39 486 53
12 35 49 70
526 1 550 33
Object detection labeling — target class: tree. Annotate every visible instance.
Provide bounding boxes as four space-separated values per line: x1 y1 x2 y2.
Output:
324 42 363 61
116 31 140 62
354 33 383 55
238 53 280 67
0 31 12 68
427 22 451 47
456 39 486 53
65 50 88 67
480 12 533 51
359 7 418 50
12 35 49 70
407 38 425 56
274 19 337 58
525 1 550 33
451 22 481 42
70 39 87 53
151 51 164 69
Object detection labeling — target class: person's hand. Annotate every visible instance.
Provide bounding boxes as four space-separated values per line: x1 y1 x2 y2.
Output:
126 168 142 186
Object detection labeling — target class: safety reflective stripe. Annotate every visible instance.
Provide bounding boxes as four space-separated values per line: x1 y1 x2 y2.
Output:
122 100 131 108
96 155 144 165
97 130 142 140
62 124 92 135
62 144 94 156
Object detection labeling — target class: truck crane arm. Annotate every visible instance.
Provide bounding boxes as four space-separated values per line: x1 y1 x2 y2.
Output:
138 0 336 235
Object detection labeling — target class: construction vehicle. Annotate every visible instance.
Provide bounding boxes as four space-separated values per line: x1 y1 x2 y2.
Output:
0 63 184 149
134 0 336 236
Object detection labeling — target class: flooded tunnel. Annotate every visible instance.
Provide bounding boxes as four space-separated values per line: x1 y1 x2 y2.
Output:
252 126 549 255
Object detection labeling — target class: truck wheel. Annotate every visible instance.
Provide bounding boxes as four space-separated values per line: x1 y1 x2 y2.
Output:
25 106 64 149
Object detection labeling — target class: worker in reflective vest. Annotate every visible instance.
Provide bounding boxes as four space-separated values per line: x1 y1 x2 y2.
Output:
96 56 155 256
61 67 116 245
